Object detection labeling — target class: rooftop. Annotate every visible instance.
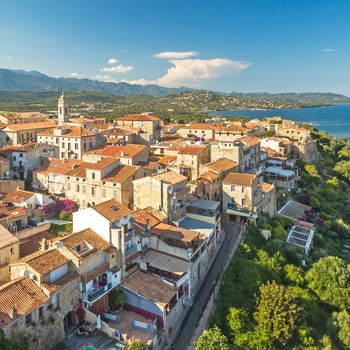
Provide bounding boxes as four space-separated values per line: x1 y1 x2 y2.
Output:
93 199 132 222
122 270 178 307
223 172 257 186
278 200 312 221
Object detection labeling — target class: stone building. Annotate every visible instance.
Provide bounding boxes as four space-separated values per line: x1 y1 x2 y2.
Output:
0 225 19 283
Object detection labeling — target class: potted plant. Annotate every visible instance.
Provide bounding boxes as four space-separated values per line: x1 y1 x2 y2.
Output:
109 289 126 312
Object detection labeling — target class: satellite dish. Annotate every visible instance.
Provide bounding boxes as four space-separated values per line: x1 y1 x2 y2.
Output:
168 189 173 195
146 225 151 230
5 171 9 175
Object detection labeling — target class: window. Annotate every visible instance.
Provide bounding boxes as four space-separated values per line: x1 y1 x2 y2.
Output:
38 306 44 319
62 142 65 148
13 156 16 161
231 185 235 191
91 187 96 195
19 153 23 158
67 183 71 190
75 143 78 150
241 187 245 193
25 313 32 326
52 293 60 310
75 184 80 192
82 185 86 194
113 190 117 197
73 283 78 293
102 189 106 197
242 198 246 206
92 172 95 179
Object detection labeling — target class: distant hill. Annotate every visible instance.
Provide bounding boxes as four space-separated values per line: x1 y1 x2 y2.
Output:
229 91 350 103
0 69 190 97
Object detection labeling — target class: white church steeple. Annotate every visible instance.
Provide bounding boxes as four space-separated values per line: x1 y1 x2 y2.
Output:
58 92 69 125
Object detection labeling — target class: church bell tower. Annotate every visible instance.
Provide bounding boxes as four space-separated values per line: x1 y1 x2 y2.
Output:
58 92 69 125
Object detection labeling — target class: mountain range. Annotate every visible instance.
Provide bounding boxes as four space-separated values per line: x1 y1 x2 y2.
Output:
1 68 349 104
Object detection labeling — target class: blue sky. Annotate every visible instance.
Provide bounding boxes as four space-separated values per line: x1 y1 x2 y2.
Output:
2 0 350 95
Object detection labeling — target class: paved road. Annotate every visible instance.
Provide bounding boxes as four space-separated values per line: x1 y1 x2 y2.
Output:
170 222 241 350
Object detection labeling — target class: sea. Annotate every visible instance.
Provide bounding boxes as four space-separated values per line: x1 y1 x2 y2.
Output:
208 103 350 140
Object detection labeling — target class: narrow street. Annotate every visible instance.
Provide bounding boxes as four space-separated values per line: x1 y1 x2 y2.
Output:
170 222 241 350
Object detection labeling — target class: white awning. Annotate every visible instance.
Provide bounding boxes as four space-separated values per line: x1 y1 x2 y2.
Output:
226 209 251 217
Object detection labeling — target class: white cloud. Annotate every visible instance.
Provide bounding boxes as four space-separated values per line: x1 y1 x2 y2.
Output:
108 58 118 64
157 58 251 87
69 72 85 78
93 74 114 82
100 64 134 73
323 48 335 52
120 78 158 85
154 51 199 59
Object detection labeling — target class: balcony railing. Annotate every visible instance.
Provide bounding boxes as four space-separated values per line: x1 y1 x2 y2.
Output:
81 262 109 284
87 282 112 302
227 202 250 214
125 245 138 257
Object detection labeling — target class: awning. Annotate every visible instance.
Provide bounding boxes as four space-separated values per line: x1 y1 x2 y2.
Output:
226 209 251 218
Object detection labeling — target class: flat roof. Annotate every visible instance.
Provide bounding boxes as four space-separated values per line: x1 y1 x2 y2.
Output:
278 200 311 221
187 199 220 211
265 166 295 177
141 249 191 275
178 217 214 239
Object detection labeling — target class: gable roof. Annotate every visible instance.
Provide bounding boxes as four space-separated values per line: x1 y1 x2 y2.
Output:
205 158 238 172
92 199 132 222
103 164 138 183
0 225 19 249
14 249 69 275
177 146 206 156
2 189 35 203
0 277 49 327
223 172 257 186
33 158 83 175
37 125 95 137
59 228 110 260
180 123 217 130
6 121 56 131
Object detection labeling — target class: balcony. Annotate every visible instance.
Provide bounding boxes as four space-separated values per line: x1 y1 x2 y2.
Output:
81 262 110 284
125 245 138 257
227 202 250 215
87 282 112 302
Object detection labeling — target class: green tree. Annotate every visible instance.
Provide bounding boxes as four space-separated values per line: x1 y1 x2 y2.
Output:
128 339 146 350
253 281 303 348
194 326 230 350
334 160 350 181
306 256 350 310
0 329 28 350
329 309 350 349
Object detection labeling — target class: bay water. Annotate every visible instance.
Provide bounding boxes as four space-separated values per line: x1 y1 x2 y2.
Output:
208 104 350 139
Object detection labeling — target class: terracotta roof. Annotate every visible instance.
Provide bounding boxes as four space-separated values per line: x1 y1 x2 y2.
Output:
0 207 27 221
37 125 95 137
102 127 137 136
2 189 34 203
14 249 69 275
0 277 49 326
143 207 168 222
0 225 19 249
114 114 161 122
6 121 56 131
60 228 111 260
33 159 83 175
123 270 177 307
0 143 38 155
85 144 147 158
215 125 248 132
152 223 200 243
206 158 238 172
137 161 159 170
93 199 132 222
157 155 177 166
181 123 217 130
42 272 79 293
223 173 257 186
103 164 138 183
150 170 187 185
177 146 206 156
260 182 275 193
236 136 261 146
196 171 220 183
19 231 57 258
66 158 118 177
132 209 161 228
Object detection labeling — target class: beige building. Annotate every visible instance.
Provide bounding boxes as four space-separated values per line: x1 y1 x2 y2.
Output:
84 144 149 165
276 125 311 142
0 112 48 125
9 248 80 348
260 137 293 157
114 113 162 145
222 173 263 223
177 123 216 140
0 225 19 283
214 122 253 140
133 170 189 224
260 182 277 217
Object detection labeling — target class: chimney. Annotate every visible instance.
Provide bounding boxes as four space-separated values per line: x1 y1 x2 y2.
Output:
40 238 47 251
